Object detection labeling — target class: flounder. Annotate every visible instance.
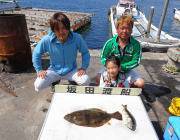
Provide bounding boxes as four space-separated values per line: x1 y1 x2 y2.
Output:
64 108 122 127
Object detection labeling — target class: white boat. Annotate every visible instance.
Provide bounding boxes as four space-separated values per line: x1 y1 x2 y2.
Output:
174 8 180 21
0 0 15 3
0 0 19 12
109 0 180 50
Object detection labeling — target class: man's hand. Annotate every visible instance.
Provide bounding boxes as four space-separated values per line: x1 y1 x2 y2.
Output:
37 70 47 79
77 68 86 77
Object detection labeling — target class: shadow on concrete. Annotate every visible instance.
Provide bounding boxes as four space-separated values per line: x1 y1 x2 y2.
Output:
142 47 168 53
151 121 163 140
143 83 171 96
142 83 171 103
0 61 34 73
141 59 179 107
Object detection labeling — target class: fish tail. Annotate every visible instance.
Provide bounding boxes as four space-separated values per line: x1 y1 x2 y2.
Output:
111 111 122 120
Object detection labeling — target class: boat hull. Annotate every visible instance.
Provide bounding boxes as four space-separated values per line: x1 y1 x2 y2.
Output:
109 4 180 51
174 8 180 21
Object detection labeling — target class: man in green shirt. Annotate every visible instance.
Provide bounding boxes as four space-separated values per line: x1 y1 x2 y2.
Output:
100 15 144 88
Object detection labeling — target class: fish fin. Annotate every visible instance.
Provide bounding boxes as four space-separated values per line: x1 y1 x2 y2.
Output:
89 108 104 112
122 104 127 109
107 121 111 125
111 111 122 120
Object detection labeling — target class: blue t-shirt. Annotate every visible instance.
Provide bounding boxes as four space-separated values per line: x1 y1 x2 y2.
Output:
32 31 90 75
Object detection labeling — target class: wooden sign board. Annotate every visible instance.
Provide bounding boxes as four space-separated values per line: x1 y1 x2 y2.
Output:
55 85 142 96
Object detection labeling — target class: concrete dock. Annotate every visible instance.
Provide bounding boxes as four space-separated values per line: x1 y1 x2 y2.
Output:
0 7 179 140
2 7 92 47
0 51 179 140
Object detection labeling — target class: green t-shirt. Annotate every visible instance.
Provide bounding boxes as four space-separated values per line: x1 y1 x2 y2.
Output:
101 35 142 72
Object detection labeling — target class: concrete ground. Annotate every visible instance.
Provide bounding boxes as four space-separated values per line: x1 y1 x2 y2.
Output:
0 51 179 140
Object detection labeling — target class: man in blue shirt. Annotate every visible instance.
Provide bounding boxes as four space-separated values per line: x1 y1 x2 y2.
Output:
32 12 90 91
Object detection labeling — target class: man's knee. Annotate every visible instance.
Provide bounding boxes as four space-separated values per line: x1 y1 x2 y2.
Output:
76 75 90 86
34 79 43 92
134 78 144 88
34 78 48 92
34 81 41 92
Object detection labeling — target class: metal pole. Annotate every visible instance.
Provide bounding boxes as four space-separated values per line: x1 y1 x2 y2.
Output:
14 0 20 8
146 6 154 38
156 0 169 42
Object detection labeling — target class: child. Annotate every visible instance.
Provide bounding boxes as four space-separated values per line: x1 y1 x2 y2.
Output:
99 55 132 88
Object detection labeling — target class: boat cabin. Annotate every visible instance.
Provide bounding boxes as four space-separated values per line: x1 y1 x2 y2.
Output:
116 0 137 17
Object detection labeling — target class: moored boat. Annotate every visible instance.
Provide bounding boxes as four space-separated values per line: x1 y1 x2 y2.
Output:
174 8 180 21
109 0 180 51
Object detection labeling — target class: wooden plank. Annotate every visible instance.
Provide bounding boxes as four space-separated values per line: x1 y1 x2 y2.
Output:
55 85 142 96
